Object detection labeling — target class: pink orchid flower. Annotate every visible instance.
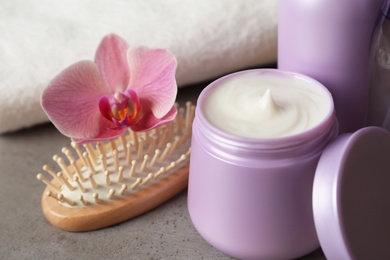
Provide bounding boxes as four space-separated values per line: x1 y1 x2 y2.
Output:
41 34 178 143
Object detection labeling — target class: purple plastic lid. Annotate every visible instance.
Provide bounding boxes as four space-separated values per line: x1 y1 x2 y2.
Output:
313 127 390 259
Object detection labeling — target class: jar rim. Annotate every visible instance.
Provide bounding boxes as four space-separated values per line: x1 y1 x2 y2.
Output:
196 69 337 151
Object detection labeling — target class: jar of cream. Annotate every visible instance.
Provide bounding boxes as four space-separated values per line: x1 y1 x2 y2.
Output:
188 69 338 259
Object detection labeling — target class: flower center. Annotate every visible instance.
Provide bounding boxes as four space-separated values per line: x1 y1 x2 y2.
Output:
99 89 140 128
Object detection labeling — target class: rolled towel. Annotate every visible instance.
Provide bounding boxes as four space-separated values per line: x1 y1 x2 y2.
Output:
0 0 277 133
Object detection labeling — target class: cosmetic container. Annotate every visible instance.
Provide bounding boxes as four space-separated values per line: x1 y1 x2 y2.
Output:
188 69 390 260
188 70 337 259
278 0 383 133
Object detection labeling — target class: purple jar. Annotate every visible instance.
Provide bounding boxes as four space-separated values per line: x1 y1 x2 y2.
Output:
188 69 338 259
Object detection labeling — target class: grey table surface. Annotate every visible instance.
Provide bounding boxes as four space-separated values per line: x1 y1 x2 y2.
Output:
0 79 326 260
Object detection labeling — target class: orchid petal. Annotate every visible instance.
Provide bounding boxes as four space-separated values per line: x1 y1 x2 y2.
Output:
127 47 178 118
98 96 114 122
95 34 130 90
130 105 177 132
41 60 113 140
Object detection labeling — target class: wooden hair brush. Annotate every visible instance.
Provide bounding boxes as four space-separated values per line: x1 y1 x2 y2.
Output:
37 102 195 232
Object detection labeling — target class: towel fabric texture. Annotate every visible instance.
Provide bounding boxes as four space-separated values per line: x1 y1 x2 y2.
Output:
0 0 277 133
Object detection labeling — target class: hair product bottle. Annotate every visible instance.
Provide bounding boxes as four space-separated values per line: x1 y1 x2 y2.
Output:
278 0 383 133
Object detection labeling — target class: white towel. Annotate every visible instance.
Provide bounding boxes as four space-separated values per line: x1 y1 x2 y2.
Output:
0 0 277 133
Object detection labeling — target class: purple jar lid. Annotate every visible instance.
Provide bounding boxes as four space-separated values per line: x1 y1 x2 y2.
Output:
313 127 390 259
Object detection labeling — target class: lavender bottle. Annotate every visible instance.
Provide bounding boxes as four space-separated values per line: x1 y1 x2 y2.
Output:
278 0 383 133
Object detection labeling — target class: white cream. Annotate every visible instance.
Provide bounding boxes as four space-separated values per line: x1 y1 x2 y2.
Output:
202 71 332 139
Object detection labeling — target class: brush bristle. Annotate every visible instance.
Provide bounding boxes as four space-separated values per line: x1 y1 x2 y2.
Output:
38 102 195 208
